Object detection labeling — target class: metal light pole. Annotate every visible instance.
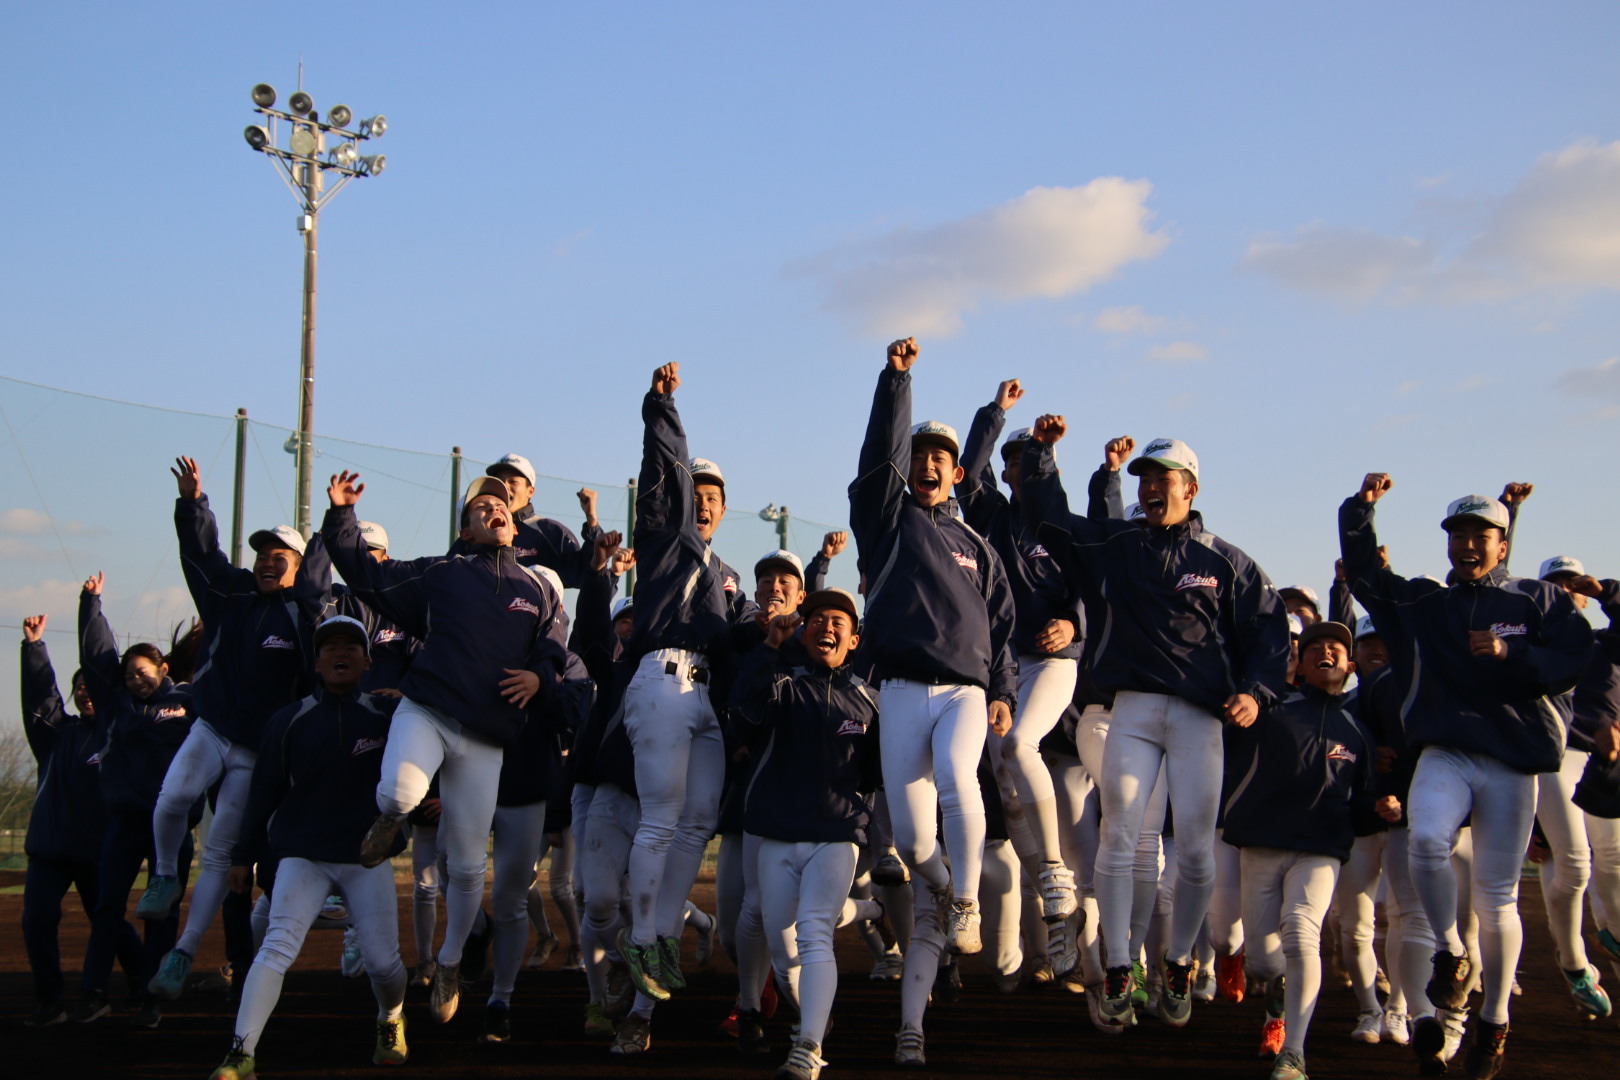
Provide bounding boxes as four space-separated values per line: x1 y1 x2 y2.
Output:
759 503 790 550
243 80 388 536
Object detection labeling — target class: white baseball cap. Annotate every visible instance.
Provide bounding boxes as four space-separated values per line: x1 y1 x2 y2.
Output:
690 458 725 489
1354 615 1380 641
611 596 635 620
804 587 860 622
487 453 537 486
754 549 805 581
1440 495 1509 532
358 521 389 552
1128 437 1199 481
1000 427 1034 458
1287 613 1304 637
248 524 307 557
1126 502 1145 520
463 475 511 508
1539 555 1585 580
911 420 960 458
1280 584 1321 611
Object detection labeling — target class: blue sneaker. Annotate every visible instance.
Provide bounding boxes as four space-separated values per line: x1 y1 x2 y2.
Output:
1597 928 1620 964
148 948 193 1001
135 875 180 920
1562 965 1612 1018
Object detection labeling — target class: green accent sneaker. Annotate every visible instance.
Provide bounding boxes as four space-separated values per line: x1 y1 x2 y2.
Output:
148 948 192 1001
135 874 180 920
658 935 687 991
374 1013 408 1065
1130 959 1148 1010
1270 1048 1308 1080
583 1002 614 1039
616 928 669 1002
209 1036 256 1080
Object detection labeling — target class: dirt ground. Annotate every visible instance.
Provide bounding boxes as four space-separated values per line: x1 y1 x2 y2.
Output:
4 867 1617 1079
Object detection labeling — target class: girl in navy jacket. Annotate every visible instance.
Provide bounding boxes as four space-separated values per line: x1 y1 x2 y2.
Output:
77 574 197 1026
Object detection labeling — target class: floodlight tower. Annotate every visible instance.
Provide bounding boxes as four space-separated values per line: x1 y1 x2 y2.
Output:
759 503 791 549
243 80 388 537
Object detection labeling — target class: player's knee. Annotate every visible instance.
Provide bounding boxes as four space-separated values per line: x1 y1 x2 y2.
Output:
375 790 414 819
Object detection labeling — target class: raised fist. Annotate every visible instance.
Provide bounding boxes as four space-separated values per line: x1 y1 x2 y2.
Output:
1359 473 1393 503
652 362 681 395
886 338 919 371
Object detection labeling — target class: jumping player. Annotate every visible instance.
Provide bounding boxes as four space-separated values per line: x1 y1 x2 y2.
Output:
617 362 757 1004
142 457 331 1000
956 379 1084 923
1020 417 1290 1030
1340 477 1592 1078
323 469 571 1024
849 337 1016 1065
208 616 408 1080
733 587 880 1080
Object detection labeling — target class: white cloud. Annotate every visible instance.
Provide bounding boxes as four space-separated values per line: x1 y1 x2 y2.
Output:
0 508 52 535
1244 138 1620 303
1145 341 1209 363
797 179 1170 336
0 578 82 614
1557 356 1620 402
554 228 593 258
1093 305 1170 335
1242 225 1433 302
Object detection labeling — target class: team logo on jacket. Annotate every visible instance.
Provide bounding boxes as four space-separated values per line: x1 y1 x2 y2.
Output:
351 736 385 757
261 634 296 650
86 753 101 766
1490 622 1528 637
374 628 404 645
1326 742 1358 764
1175 573 1219 592
514 546 538 560
837 716 869 736
507 596 540 616
724 574 738 593
952 551 979 572
1027 544 1051 559
153 706 187 722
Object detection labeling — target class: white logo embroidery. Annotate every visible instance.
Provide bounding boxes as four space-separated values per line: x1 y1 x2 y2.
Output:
514 546 538 559
837 716 869 737
374 628 405 645
724 575 738 593
952 551 979 572
1326 742 1358 764
153 706 187 722
507 597 540 616
1490 622 1528 638
261 635 295 650
1175 573 1219 592
1027 544 1050 559
351 736 385 757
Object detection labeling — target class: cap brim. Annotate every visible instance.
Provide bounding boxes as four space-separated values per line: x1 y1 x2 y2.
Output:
803 590 859 622
247 530 301 554
1440 512 1504 532
1126 456 1189 476
911 434 959 457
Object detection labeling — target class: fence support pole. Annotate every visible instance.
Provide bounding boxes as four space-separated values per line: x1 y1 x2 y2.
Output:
449 447 463 548
626 478 637 595
231 408 248 566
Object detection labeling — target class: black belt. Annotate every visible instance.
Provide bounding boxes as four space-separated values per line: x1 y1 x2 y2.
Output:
665 660 709 684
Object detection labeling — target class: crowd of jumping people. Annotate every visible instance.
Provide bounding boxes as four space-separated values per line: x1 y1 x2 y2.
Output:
17 338 1620 1080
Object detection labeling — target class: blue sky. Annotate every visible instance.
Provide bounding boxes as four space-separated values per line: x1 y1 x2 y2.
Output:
3 3 1618 727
